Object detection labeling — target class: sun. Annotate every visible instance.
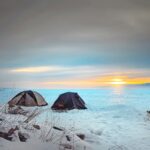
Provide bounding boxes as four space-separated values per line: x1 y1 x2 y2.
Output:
110 78 126 85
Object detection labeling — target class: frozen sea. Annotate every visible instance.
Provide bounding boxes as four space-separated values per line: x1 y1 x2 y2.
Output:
0 86 150 150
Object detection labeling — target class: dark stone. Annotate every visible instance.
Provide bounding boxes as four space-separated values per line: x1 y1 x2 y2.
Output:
147 110 150 114
33 124 40 130
0 126 19 141
0 118 3 121
66 135 71 141
0 132 13 141
18 132 29 142
77 134 85 140
53 126 63 131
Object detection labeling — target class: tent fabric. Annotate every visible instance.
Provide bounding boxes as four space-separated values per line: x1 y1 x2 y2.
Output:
8 90 48 107
51 92 87 110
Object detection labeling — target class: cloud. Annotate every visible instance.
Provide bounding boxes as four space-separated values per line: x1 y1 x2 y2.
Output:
11 66 64 73
0 0 150 88
0 0 150 68
0 65 150 88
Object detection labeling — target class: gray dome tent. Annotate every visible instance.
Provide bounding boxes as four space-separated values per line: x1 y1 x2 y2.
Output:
8 90 48 107
51 92 87 110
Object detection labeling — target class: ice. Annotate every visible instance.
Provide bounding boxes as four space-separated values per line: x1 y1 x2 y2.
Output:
0 86 150 150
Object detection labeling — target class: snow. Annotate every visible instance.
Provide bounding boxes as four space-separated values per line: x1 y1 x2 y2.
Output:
0 106 90 150
1 86 150 150
0 138 59 150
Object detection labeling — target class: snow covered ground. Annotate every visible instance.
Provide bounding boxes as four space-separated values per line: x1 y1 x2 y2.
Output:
0 86 150 150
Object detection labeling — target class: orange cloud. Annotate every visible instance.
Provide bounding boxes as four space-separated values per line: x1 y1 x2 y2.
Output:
44 75 150 88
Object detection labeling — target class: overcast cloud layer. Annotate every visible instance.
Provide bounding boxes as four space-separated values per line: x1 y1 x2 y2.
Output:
0 0 150 67
0 0 150 87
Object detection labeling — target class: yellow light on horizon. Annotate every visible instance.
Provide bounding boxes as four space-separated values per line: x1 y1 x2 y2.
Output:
110 78 126 85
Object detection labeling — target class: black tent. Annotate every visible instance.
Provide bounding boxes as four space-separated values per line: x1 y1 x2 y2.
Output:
8 90 48 107
51 92 87 110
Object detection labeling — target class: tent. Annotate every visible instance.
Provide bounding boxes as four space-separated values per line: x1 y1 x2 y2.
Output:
51 92 87 110
8 90 48 107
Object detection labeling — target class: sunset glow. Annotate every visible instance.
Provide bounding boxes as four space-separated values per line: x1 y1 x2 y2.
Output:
110 78 126 85
0 65 147 88
40 75 150 89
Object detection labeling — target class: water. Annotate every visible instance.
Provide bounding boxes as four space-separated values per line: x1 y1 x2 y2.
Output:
1 86 150 150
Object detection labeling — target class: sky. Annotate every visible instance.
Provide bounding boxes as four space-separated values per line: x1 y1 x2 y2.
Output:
0 0 150 88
